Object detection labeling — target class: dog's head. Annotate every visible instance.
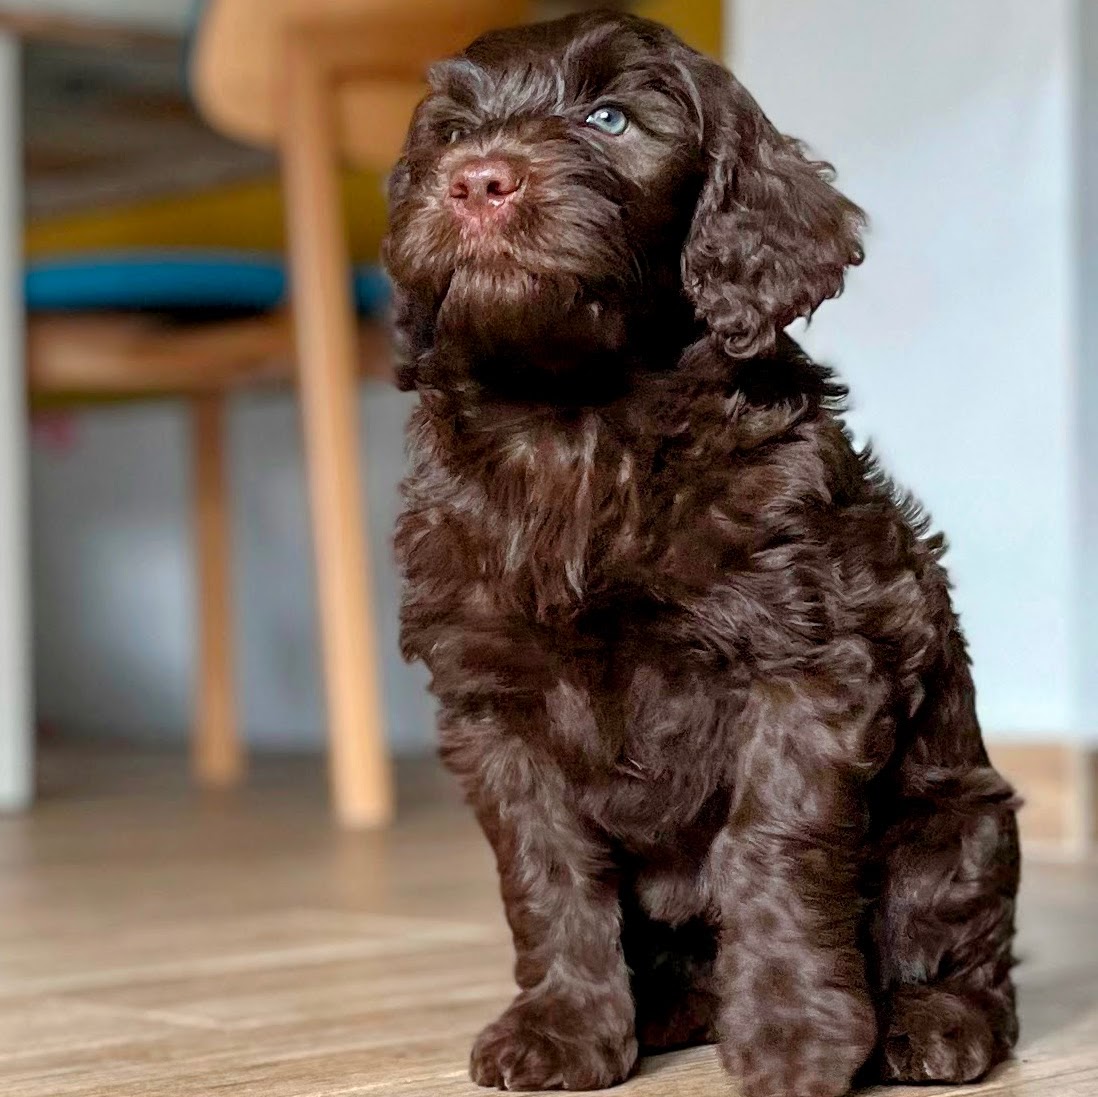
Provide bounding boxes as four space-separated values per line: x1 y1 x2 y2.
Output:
384 11 864 394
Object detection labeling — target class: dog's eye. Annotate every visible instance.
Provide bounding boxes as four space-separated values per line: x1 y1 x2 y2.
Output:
447 127 466 145
584 106 628 136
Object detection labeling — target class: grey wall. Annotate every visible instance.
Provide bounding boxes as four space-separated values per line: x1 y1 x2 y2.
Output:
31 385 435 754
28 0 192 31
733 0 1087 740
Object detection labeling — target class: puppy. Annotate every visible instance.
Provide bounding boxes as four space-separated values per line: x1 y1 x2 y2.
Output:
385 12 1019 1097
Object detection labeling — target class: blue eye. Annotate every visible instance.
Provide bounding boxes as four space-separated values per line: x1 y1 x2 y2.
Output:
584 106 628 136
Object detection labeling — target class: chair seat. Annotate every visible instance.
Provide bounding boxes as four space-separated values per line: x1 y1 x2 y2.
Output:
28 310 394 401
25 250 391 316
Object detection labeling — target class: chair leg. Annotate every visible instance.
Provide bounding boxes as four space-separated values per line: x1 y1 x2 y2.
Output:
191 392 244 787
278 34 394 828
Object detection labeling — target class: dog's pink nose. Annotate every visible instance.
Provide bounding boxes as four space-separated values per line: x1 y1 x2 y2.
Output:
448 157 524 215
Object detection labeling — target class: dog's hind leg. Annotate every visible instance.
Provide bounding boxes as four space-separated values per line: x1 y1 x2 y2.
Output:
869 633 1020 1084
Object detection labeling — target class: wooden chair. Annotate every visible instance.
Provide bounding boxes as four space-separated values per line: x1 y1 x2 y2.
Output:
29 300 392 793
187 0 526 826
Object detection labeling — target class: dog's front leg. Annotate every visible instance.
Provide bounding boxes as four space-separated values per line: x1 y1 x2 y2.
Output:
710 673 885 1097
455 725 637 1092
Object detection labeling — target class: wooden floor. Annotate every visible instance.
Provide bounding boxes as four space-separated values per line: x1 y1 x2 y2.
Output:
1 746 1097 1097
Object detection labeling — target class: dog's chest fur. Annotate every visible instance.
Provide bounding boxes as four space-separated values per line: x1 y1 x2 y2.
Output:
398 370 945 859
397 387 836 845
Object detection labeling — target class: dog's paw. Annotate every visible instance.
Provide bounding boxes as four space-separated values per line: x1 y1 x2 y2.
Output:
470 993 637 1091
719 1042 863 1097
877 986 1009 1084
719 987 876 1097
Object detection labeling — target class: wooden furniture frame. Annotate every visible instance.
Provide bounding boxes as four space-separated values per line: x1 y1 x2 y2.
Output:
191 1 524 826
29 312 393 795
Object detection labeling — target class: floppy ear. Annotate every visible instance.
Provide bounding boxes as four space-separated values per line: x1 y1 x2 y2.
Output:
682 60 866 359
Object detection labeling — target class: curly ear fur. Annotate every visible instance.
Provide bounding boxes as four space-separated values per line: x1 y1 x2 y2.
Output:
682 59 866 360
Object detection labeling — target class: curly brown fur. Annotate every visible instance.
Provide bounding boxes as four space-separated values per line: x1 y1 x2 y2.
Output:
385 12 1020 1097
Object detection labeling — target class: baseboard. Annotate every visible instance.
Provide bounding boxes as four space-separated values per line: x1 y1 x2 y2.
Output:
986 742 1097 860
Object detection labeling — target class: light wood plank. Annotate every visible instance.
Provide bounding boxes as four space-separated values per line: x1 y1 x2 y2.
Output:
191 393 245 787
987 742 1082 851
280 29 393 827
28 313 394 401
191 2 525 166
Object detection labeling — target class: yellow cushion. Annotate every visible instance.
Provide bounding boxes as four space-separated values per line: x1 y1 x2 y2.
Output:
27 170 388 263
637 0 721 56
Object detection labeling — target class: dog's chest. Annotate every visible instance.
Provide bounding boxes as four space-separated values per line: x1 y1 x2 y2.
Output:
468 416 644 616
546 652 746 849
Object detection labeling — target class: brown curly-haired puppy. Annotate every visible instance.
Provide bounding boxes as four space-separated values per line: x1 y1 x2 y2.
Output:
385 11 1020 1096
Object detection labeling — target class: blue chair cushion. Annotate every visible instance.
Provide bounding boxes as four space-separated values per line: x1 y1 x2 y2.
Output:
25 251 391 317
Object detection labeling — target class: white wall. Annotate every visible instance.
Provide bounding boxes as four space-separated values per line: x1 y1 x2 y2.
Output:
32 386 435 754
731 0 1083 740
0 35 32 808
1078 0 1098 733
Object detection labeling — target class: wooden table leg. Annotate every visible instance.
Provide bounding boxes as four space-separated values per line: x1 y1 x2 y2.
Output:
0 32 32 813
191 393 244 787
278 33 393 828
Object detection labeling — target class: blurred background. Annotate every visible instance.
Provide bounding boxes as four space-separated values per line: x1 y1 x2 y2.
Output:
6 0 1094 843
3 0 727 827
0 0 1093 840
0 4 1095 1096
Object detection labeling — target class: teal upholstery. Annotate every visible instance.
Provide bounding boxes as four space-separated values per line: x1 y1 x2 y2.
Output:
26 250 390 317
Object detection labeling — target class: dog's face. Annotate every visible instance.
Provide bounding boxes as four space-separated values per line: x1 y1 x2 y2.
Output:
384 12 865 394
